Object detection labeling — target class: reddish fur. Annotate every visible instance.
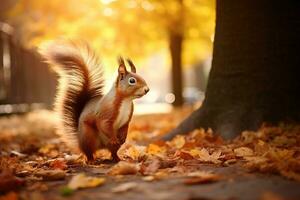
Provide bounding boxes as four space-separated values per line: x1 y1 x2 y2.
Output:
79 115 100 160
82 94 134 161
80 123 98 160
42 42 147 161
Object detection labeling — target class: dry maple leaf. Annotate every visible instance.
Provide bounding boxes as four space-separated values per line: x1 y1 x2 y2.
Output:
108 161 140 175
117 143 146 161
187 148 222 164
67 173 105 190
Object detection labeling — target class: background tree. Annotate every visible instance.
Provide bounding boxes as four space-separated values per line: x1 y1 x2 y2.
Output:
1 0 215 105
164 0 300 139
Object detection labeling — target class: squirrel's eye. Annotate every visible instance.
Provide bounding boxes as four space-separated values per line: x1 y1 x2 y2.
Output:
128 77 137 85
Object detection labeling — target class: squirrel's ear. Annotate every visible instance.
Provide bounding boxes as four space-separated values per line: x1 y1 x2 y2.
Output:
118 56 127 79
126 58 136 73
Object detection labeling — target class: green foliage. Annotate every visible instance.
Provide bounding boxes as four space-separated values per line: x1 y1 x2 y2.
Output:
60 186 74 196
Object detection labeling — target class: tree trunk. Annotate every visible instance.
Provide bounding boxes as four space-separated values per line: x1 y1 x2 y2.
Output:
164 0 300 139
169 31 184 106
0 0 18 21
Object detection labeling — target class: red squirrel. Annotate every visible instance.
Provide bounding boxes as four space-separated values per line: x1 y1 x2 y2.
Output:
40 41 149 161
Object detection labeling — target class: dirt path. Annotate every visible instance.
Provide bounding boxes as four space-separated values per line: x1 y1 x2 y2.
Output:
26 164 300 200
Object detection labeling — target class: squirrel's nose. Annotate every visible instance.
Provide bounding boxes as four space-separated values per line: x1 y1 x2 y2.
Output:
144 87 149 94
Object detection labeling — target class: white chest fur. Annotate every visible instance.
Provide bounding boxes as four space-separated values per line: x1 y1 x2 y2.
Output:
114 99 132 129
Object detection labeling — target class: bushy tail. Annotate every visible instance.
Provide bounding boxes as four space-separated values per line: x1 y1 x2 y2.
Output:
40 41 104 149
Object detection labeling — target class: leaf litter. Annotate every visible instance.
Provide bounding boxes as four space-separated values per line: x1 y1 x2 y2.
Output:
0 109 300 197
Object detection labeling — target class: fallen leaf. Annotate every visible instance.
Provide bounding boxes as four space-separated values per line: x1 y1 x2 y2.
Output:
38 144 55 155
142 176 155 181
153 170 169 179
140 158 160 175
167 135 185 149
108 161 140 175
184 171 221 185
35 169 65 181
94 149 112 160
146 144 166 157
175 150 194 160
49 159 68 170
187 148 222 164
117 143 146 161
111 182 138 193
234 147 254 157
68 173 105 190
64 154 82 164
272 135 296 147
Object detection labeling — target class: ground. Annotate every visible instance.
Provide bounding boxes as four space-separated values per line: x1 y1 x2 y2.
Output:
0 109 299 200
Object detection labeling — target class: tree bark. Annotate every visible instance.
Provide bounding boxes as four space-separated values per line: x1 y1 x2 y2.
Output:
169 31 184 106
164 0 300 140
0 0 18 21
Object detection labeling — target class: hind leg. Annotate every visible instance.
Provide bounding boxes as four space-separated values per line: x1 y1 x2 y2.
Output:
79 117 100 161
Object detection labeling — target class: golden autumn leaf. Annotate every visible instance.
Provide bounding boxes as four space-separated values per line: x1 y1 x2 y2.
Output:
108 161 140 176
67 173 105 190
186 148 222 164
234 147 254 157
146 144 166 157
167 135 186 149
117 143 146 161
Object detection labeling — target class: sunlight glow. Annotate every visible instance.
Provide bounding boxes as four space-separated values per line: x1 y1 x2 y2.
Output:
100 0 116 5
103 8 114 16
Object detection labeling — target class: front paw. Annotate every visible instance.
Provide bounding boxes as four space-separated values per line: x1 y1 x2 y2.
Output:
111 153 120 162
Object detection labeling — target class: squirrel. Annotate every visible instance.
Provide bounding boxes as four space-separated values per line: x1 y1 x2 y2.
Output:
40 41 149 161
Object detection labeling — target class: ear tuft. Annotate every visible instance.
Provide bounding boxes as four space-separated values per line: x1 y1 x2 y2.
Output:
118 56 125 66
118 56 127 79
126 58 136 73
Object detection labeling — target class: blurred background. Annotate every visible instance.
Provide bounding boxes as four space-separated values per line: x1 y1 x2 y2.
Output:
0 0 215 115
